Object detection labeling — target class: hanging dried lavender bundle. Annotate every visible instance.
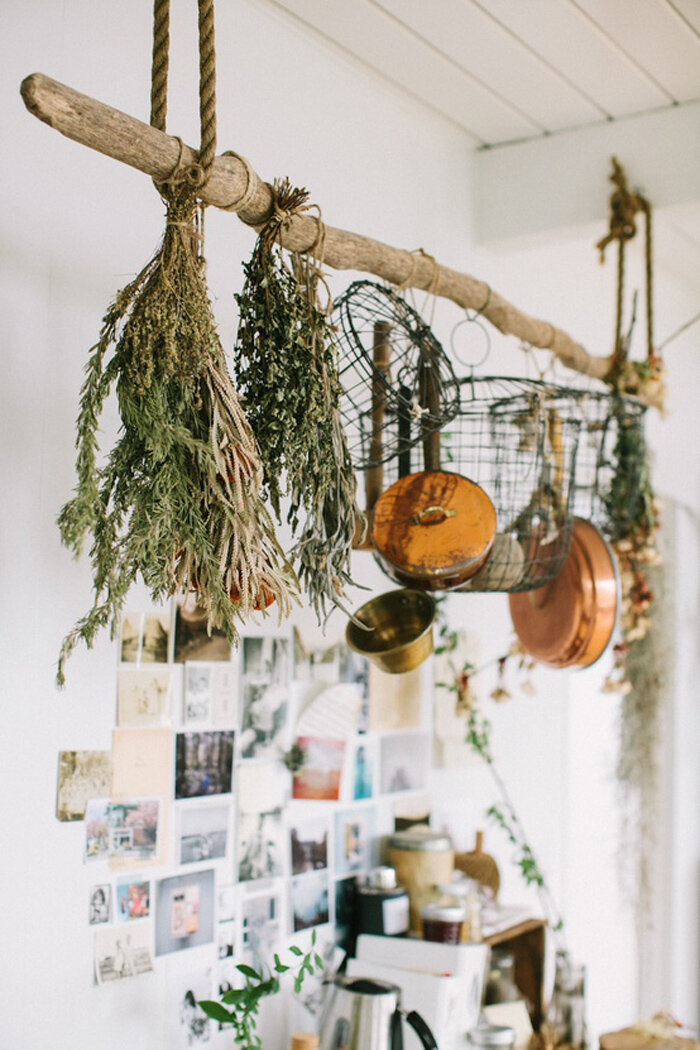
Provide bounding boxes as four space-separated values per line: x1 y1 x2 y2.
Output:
234 180 365 621
57 190 297 685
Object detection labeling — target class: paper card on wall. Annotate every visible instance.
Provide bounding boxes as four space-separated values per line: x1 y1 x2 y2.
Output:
85 798 160 864
433 630 481 769
120 610 170 664
111 728 172 868
368 664 422 731
211 663 238 726
117 667 172 727
164 965 214 1048
155 869 215 956
94 922 154 984
291 871 329 931
292 736 346 801
237 764 288 883
296 682 363 738
379 732 429 794
56 750 112 822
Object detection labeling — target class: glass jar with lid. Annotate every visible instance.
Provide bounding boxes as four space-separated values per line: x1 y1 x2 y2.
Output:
467 1023 516 1050
387 827 454 934
431 874 482 942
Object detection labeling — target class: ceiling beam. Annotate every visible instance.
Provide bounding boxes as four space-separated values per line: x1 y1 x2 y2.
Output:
474 101 700 244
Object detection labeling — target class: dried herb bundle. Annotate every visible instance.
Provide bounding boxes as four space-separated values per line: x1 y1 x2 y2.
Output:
234 180 364 620
57 191 297 685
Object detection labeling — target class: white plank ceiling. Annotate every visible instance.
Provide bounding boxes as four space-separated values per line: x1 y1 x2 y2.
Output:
264 0 700 147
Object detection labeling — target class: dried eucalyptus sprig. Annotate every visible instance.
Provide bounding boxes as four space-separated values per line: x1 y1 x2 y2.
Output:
57 190 297 685
234 179 364 621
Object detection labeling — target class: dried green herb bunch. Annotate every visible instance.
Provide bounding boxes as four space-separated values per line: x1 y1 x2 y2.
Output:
234 179 364 621
57 189 297 685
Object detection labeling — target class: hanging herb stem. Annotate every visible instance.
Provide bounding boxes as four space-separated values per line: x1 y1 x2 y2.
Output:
234 180 364 621
57 190 297 685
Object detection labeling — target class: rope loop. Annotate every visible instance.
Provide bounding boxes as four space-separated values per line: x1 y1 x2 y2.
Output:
149 0 218 196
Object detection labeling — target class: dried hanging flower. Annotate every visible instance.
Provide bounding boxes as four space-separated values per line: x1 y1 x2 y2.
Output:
57 190 297 685
234 180 365 621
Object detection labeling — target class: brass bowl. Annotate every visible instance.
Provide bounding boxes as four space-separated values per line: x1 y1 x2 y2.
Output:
346 589 436 674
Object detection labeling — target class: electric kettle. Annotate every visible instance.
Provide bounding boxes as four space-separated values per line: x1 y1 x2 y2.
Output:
318 975 438 1050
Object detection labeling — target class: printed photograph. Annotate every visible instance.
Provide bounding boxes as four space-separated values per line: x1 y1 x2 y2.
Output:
333 877 357 953
292 736 346 801
379 732 429 794
85 798 159 863
217 919 235 960
120 611 170 664
368 663 422 731
241 891 281 966
175 731 235 799
117 667 172 727
178 801 230 864
174 594 231 663
120 612 142 663
88 884 111 926
236 764 287 882
165 966 213 1048
94 923 154 984
56 750 112 822
85 799 111 860
109 798 160 861
352 741 374 800
217 883 236 923
183 664 212 724
141 612 171 663
211 663 237 727
334 807 375 875
240 635 290 759
295 683 364 739
155 868 215 956
116 878 151 921
290 816 329 875
292 872 329 932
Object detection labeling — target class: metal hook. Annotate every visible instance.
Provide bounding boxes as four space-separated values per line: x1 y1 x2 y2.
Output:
449 313 491 370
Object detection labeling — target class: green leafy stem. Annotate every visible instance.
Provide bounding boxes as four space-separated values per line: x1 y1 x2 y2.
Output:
436 604 567 947
198 931 323 1049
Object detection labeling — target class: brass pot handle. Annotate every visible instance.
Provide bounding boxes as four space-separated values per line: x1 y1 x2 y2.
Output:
409 505 456 526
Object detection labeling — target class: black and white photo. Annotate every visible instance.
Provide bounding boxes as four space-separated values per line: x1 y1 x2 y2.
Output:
178 801 230 864
290 815 329 875
88 884 111 925
237 764 287 882
292 871 329 931
240 634 290 759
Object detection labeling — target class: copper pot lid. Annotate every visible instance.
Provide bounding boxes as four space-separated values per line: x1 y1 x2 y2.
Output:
372 471 497 588
508 517 618 669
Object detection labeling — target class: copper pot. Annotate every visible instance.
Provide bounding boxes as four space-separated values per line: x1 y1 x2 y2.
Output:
371 470 497 591
508 517 618 669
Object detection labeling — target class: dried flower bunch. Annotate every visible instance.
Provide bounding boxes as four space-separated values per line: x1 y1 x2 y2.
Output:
57 189 297 685
234 179 364 620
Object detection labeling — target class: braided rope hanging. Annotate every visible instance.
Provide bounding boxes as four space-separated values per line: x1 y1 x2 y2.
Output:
56 0 297 684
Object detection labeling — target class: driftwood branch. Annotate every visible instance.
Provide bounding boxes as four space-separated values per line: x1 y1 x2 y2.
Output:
21 72 614 382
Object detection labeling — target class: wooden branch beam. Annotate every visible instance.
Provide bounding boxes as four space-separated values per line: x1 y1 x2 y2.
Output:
21 72 613 382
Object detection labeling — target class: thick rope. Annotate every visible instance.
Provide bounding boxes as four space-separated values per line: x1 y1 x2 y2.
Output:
150 0 170 134
149 0 217 190
197 0 217 181
643 200 655 359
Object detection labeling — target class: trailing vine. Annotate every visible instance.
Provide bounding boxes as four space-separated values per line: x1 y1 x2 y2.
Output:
435 603 566 946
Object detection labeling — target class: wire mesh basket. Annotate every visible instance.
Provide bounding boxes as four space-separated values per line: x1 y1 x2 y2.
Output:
371 376 582 592
333 280 461 471
567 389 648 542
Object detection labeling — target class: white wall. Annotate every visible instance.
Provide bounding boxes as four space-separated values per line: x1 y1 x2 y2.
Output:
2 1 698 1047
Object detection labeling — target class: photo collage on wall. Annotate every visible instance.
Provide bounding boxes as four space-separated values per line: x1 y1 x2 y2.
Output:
55 597 432 1009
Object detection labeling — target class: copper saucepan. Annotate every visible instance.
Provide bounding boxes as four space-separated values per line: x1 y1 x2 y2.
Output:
371 469 497 591
508 517 619 669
